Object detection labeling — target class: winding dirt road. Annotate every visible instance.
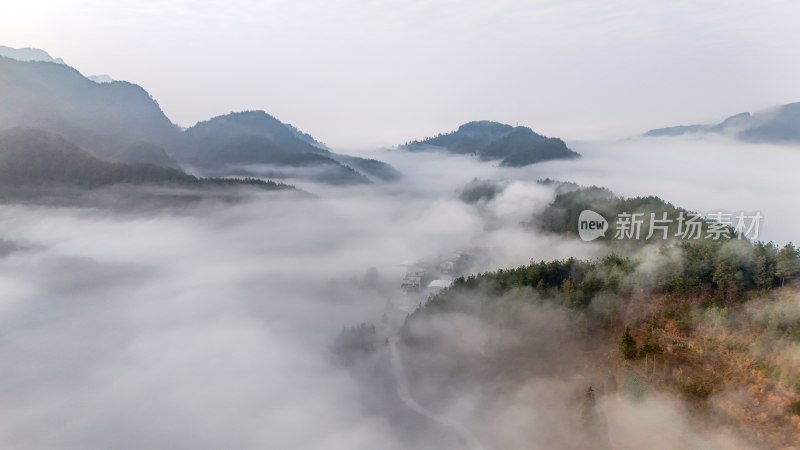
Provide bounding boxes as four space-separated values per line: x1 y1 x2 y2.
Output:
387 337 486 450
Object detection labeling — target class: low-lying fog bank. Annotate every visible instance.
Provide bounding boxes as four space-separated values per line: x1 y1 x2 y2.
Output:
0 135 795 449
0 152 593 449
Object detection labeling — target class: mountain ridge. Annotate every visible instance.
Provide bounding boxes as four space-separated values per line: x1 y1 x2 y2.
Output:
0 127 294 192
643 102 800 143
0 51 400 185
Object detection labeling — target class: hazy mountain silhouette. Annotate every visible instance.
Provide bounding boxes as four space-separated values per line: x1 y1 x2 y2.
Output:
179 111 325 165
0 45 66 64
0 44 114 84
176 111 366 185
87 74 114 83
177 111 399 183
403 120 580 166
0 55 181 162
644 103 800 143
0 52 400 184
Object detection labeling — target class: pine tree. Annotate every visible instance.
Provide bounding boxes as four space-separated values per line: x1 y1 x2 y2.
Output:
580 386 597 428
579 385 611 449
753 242 778 290
561 278 577 308
619 325 638 359
776 243 800 286
712 255 742 301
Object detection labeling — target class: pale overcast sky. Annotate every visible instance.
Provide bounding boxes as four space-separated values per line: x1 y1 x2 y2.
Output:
2 0 799 148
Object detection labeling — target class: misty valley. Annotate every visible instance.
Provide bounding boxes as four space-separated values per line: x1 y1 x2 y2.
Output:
2 42 800 450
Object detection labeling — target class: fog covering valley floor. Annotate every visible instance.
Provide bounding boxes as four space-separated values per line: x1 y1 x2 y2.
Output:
1 137 800 449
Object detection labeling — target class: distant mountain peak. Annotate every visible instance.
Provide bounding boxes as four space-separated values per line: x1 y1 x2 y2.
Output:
179 110 400 184
0 45 66 64
87 74 114 84
0 55 180 162
457 120 513 131
222 110 279 121
403 120 579 167
643 102 800 143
